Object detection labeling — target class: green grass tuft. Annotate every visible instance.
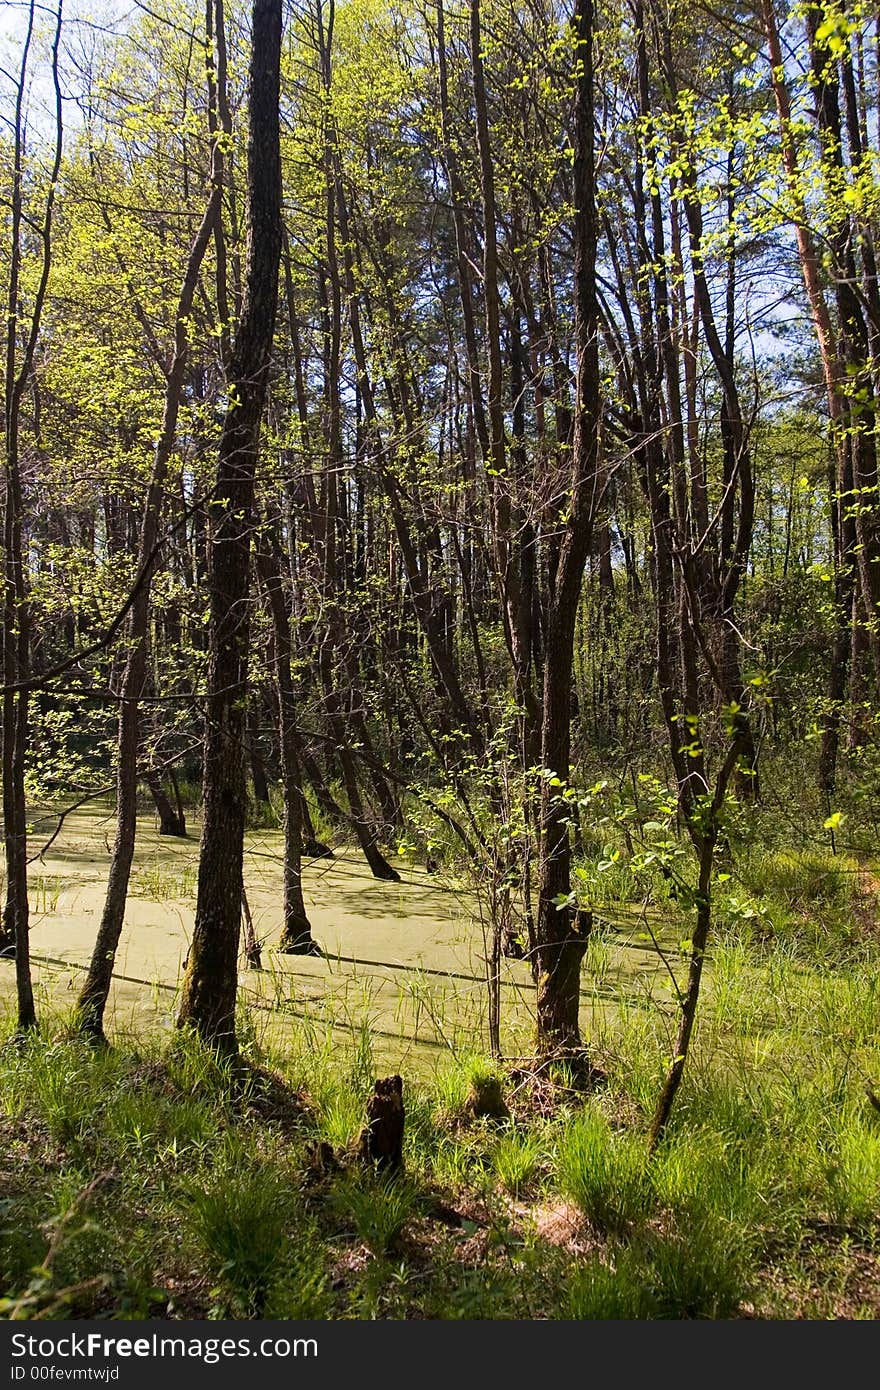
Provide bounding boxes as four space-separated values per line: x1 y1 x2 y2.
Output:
492 1129 544 1196
556 1108 652 1232
334 1171 421 1256
566 1252 659 1319
181 1148 303 1315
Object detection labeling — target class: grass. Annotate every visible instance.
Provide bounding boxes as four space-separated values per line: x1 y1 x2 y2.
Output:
181 1145 316 1315
333 1172 422 1256
556 1107 652 1232
825 1123 880 1228
739 847 855 909
638 1221 751 1318
566 1252 660 1319
134 860 197 902
31 876 62 914
0 989 877 1319
492 1128 545 1196
1 804 879 1320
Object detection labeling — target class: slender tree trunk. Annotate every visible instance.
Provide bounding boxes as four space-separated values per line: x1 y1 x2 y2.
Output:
145 770 187 837
760 0 862 790
312 3 400 885
2 0 63 1029
241 885 261 969
804 6 880 687
248 705 271 804
177 0 283 1052
649 732 746 1148
75 57 221 1038
257 529 319 954
533 0 599 1062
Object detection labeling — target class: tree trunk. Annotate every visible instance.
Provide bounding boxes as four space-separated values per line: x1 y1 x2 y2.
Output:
357 1075 405 1173
249 705 271 804
257 528 319 954
649 732 746 1149
177 0 283 1052
145 770 187 837
75 30 221 1037
2 0 63 1028
241 885 261 970
533 0 599 1062
761 0 865 790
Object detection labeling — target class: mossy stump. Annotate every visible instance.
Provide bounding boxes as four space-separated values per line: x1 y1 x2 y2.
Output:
357 1075 405 1172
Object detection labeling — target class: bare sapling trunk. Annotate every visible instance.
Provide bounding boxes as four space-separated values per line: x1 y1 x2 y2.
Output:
760 0 862 794
75 23 223 1038
314 3 399 886
249 705 271 804
649 725 747 1149
241 885 261 970
257 526 319 954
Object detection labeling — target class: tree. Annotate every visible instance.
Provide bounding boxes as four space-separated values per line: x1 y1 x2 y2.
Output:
75 2 226 1041
532 0 601 1061
177 0 283 1051
2 0 64 1031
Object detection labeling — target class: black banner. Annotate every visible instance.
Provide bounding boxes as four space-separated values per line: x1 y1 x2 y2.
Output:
0 1319 868 1388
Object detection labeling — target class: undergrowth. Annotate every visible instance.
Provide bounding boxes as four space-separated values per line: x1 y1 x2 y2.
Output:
1 845 878 1321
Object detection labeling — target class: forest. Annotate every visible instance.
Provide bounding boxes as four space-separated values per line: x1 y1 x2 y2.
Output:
0 0 879 1323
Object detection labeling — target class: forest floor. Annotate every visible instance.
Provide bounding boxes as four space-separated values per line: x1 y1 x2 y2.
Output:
1 804 878 1319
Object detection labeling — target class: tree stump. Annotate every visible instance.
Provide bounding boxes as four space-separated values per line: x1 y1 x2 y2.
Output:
357 1075 405 1172
465 1072 508 1121
303 838 334 860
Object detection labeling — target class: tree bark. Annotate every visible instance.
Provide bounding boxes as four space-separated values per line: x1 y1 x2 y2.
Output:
760 0 864 789
2 0 63 1029
248 705 272 805
146 770 188 837
533 0 599 1061
177 0 283 1052
649 731 746 1149
257 526 319 954
357 1075 405 1173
